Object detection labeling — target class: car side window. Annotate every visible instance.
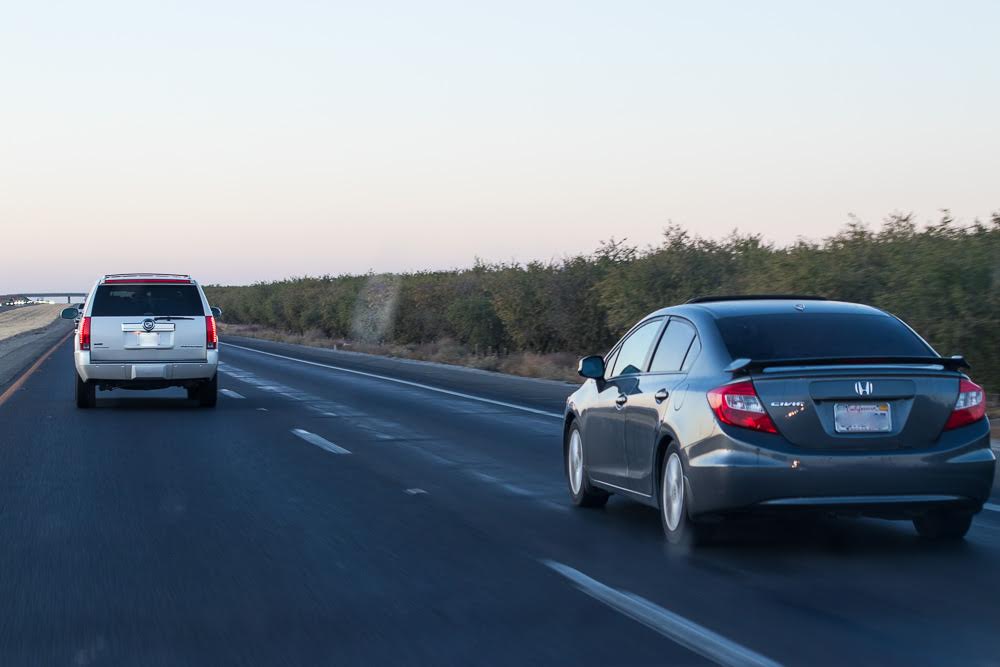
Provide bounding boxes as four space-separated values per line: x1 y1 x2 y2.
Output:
610 319 662 377
681 336 701 372
649 319 697 373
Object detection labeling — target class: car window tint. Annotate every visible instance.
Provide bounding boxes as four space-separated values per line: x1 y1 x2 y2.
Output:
681 336 702 372
610 320 662 376
91 285 204 317
649 319 697 372
716 313 933 360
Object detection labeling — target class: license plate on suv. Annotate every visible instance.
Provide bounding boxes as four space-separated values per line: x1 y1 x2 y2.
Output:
834 402 891 433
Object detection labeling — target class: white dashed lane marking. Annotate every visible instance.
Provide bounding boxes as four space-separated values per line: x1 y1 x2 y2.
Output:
542 560 782 667
220 389 245 399
291 429 351 455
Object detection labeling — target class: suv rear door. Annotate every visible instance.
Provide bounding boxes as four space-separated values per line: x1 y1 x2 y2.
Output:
88 282 208 362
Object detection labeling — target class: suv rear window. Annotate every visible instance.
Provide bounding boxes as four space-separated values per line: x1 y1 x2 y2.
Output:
716 313 933 360
91 285 204 317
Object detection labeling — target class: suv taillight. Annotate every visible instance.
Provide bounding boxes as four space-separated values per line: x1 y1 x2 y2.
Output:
707 380 778 433
79 316 91 351
206 315 218 350
944 379 986 430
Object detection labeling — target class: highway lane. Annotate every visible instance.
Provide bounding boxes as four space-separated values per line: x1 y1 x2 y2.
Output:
0 337 998 665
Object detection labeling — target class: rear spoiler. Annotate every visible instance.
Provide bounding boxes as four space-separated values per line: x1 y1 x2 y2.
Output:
725 355 970 374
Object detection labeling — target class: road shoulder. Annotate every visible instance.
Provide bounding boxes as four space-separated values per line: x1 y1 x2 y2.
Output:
0 319 74 393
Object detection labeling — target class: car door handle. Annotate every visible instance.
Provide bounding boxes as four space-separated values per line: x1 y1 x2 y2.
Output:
615 393 628 408
654 389 669 404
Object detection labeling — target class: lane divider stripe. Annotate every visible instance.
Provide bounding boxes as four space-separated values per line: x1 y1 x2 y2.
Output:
984 503 1000 513
0 331 72 409
220 389 245 399
291 428 350 454
225 342 564 419
542 560 782 667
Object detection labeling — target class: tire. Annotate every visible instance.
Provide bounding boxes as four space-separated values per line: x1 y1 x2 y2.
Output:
75 372 96 409
913 509 973 541
195 374 218 408
565 423 609 508
659 445 710 546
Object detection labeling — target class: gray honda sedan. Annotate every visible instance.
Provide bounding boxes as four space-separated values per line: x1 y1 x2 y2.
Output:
563 296 995 544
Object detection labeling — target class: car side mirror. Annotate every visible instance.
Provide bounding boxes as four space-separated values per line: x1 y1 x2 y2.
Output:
211 306 223 318
578 355 606 380
61 307 80 320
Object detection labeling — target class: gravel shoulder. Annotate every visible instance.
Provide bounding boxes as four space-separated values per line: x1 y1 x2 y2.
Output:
0 305 64 341
0 308 74 391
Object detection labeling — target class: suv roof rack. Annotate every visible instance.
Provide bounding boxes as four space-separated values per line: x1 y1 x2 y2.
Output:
102 273 192 284
685 294 828 304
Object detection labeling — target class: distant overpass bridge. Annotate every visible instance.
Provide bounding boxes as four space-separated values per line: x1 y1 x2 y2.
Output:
21 292 88 304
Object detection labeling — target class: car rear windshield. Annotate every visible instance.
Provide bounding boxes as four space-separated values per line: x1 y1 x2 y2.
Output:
716 313 934 360
90 284 204 317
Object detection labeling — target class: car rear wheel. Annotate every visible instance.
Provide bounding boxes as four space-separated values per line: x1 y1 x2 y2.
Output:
192 375 218 408
75 373 96 409
565 424 609 508
660 446 710 546
913 509 973 541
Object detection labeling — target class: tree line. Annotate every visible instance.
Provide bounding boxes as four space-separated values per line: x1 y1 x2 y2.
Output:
205 212 1000 394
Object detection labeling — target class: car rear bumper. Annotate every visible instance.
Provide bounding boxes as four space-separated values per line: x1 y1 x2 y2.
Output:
685 421 996 518
76 350 218 383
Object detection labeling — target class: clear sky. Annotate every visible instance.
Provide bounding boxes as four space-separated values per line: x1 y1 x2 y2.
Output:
1 1 997 292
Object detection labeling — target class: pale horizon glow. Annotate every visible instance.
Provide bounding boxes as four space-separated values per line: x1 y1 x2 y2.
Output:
1 1 998 292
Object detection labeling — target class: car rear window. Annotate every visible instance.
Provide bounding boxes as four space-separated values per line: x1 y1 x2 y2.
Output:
91 285 204 317
716 313 933 360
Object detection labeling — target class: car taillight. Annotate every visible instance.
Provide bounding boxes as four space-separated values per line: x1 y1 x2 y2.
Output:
79 316 91 351
944 379 986 430
707 380 778 433
205 315 218 350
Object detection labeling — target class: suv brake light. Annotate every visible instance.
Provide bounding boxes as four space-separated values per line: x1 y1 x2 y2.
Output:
707 380 778 433
79 316 91 351
206 315 218 350
944 379 985 430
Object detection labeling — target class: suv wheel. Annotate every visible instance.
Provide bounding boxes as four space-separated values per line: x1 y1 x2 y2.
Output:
660 446 710 546
565 423 609 508
193 375 218 408
75 373 96 409
913 509 973 541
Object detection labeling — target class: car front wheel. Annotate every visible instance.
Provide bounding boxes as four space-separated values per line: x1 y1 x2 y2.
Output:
565 423 609 508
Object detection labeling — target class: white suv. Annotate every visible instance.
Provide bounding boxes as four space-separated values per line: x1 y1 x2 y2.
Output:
62 274 221 408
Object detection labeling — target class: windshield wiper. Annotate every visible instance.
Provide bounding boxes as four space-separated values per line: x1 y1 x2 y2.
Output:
153 316 196 321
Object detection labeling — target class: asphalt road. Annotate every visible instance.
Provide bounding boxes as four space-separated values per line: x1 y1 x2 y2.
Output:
1 336 998 666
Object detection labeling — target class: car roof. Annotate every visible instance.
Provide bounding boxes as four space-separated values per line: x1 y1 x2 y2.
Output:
651 298 889 320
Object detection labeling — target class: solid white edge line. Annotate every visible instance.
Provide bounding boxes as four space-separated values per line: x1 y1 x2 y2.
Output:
542 560 782 667
225 342 564 419
220 389 245 399
984 503 1000 513
291 428 351 455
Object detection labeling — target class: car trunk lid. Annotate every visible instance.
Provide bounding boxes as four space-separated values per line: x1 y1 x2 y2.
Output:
752 366 961 450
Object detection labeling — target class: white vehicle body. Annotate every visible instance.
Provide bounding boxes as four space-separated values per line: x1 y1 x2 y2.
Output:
67 274 220 408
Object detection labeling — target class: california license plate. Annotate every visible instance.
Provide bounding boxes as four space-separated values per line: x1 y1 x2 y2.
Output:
834 402 891 433
136 332 159 347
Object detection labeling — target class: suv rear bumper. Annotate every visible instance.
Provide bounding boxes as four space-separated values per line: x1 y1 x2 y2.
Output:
75 350 218 383
685 421 996 518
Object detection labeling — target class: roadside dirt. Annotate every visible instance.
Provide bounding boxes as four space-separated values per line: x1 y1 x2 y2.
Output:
0 305 64 341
